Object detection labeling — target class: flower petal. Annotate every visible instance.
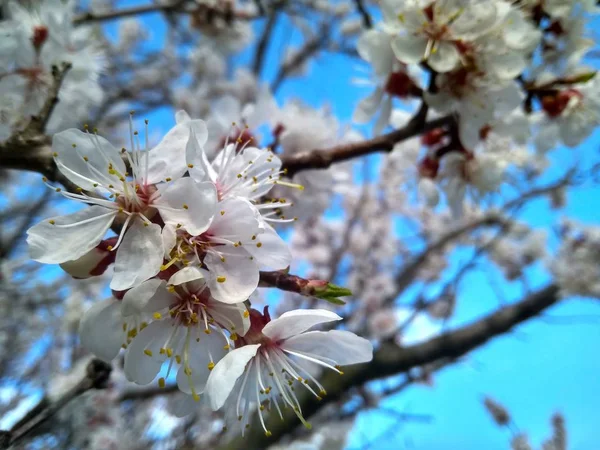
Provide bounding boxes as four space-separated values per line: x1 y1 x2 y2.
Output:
157 178 217 235
124 320 171 384
204 247 259 304
27 206 116 264
79 298 124 362
262 309 342 341
206 344 261 410
427 41 460 73
391 34 428 65
209 301 251 336
209 197 261 239
281 330 373 365
168 266 206 286
187 128 218 184
121 278 174 316
110 221 163 291
53 129 125 191
145 119 208 184
244 224 291 270
176 331 227 395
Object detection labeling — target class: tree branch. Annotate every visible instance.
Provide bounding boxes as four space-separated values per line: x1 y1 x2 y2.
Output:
353 0 372 28
252 8 280 76
280 114 453 177
218 284 560 449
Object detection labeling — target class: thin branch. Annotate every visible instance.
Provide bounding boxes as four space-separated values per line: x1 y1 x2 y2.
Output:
353 0 372 28
272 24 330 92
281 114 453 177
218 284 560 449
252 9 280 76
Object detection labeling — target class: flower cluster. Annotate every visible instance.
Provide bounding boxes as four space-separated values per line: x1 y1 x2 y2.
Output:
355 0 599 214
26 111 372 434
0 0 104 140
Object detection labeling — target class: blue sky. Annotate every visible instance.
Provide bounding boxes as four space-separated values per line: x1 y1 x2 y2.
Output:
46 2 600 448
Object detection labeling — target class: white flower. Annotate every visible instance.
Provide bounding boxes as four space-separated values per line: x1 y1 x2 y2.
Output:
160 195 291 304
203 308 373 434
27 113 209 291
534 77 600 152
121 270 249 398
384 0 498 73
426 71 524 150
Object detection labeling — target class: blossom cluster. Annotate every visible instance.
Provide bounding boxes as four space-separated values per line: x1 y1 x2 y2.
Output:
26 112 372 435
355 0 600 215
0 0 104 140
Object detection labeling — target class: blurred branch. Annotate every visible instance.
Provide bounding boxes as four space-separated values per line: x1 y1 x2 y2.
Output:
272 24 330 92
252 8 280 76
0 359 112 449
353 0 372 28
218 284 560 449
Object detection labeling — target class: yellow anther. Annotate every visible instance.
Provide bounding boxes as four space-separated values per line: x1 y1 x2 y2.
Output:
140 322 148 330
184 367 192 376
144 349 153 357
166 348 173 357
48 220 55 225
204 329 211 334
265 431 272 437
153 312 162 320
251 235 256 240
223 344 230 350
216 276 226 283
175 355 182 364
165 177 172 182
256 242 262 248
158 377 166 388
182 204 189 210
207 362 215 370
55 188 61 192
193 393 201 401
167 285 176 293
187 163 194 168
237 174 242 178
220 256 226 262
243 310 249 318
230 333 238 341
83 156 89 162
52 152 58 157
93 183 98 187
159 348 166 354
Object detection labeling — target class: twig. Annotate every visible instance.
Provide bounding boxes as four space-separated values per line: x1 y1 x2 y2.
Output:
281 114 453 177
271 24 329 92
353 0 372 28
252 9 280 76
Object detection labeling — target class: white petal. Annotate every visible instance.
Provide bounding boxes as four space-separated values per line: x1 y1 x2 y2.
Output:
245 224 291 270
79 298 124 362
428 41 460 73
157 178 217 235
282 330 373 365
162 223 177 258
121 279 174 316
353 87 384 124
110 221 163 291
145 120 208 184
124 320 170 384
27 206 116 264
175 110 192 124
53 129 125 191
391 34 428 65
206 344 261 410
204 248 260 304
187 128 218 184
168 266 206 286
262 309 342 341
357 29 394 76
210 301 250 336
209 197 261 239
59 245 111 279
176 332 227 394
418 178 440 207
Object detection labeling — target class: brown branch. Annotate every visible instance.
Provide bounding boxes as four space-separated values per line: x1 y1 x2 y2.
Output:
280 114 453 177
218 284 560 449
